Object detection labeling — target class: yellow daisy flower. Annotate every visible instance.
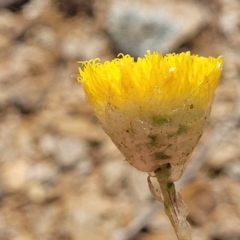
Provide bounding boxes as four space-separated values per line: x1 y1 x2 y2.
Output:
78 51 223 181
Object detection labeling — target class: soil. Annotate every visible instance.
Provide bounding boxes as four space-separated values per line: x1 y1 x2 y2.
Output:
0 0 240 240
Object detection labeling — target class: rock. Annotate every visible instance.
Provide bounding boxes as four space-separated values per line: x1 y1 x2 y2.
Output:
55 0 94 17
0 33 11 51
211 232 240 240
182 181 216 225
61 32 111 60
208 202 240 240
1 160 29 192
25 24 58 50
11 89 44 114
128 169 151 202
223 159 240 181
26 183 46 203
219 0 240 47
39 134 91 170
11 43 54 76
0 0 29 11
0 10 21 33
100 159 130 195
27 162 58 185
45 115 107 142
8 74 50 114
107 0 208 56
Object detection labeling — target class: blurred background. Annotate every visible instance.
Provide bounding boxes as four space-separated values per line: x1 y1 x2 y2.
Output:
0 0 240 239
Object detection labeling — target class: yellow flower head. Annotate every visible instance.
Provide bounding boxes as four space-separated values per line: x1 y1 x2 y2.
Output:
78 51 223 181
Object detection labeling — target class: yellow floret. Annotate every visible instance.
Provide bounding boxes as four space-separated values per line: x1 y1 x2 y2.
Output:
78 51 223 119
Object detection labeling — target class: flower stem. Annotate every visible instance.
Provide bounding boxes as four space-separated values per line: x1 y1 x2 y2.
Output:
154 166 192 240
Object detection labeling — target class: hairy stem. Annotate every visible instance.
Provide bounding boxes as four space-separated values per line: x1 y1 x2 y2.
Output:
154 166 192 240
